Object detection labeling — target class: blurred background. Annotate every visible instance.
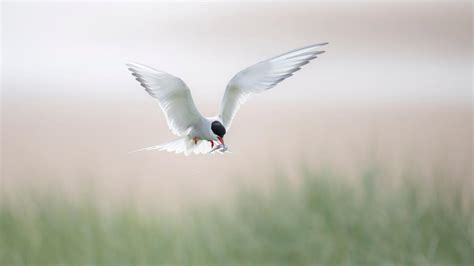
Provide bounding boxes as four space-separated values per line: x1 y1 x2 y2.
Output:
2 0 471 207
0 1 472 263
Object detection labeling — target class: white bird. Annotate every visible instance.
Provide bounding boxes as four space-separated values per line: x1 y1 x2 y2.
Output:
127 43 327 155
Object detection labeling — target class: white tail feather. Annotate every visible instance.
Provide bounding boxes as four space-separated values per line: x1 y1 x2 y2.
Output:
129 137 213 156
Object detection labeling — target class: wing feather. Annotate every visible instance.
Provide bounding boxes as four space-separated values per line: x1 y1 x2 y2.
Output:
218 43 327 129
127 62 204 136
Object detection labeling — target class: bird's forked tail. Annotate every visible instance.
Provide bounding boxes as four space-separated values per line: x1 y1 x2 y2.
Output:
129 136 212 156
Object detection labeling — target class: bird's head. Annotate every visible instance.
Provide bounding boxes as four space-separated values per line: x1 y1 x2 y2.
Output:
211 121 226 144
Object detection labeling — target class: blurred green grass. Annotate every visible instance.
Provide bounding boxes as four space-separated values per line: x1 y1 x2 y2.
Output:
1 168 473 265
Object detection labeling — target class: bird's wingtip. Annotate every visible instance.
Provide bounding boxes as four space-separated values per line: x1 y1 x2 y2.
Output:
125 61 139 68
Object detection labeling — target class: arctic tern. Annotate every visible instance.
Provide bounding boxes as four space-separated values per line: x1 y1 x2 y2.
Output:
127 43 327 155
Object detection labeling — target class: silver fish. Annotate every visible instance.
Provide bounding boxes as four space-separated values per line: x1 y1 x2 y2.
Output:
209 143 229 153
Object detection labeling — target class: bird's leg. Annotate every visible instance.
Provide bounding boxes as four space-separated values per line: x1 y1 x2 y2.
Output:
210 140 214 148
192 137 199 144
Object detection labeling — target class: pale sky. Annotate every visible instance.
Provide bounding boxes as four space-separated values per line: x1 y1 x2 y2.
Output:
2 1 472 112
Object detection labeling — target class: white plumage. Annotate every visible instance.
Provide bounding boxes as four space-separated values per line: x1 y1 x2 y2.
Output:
126 62 204 137
127 43 327 155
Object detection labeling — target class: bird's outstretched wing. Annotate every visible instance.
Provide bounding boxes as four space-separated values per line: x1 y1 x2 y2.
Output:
127 62 204 136
218 43 327 129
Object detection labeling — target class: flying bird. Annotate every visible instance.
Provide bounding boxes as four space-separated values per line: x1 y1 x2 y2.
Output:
127 43 327 155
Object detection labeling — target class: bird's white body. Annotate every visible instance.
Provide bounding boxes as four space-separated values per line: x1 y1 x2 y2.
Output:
127 43 327 155
130 116 221 155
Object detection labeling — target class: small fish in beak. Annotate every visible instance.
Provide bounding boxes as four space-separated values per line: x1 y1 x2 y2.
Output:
209 143 229 153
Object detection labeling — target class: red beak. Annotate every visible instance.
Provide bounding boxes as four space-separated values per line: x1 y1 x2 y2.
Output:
217 136 224 144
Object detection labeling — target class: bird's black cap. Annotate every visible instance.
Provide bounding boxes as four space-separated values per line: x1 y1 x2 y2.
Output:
211 121 226 138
